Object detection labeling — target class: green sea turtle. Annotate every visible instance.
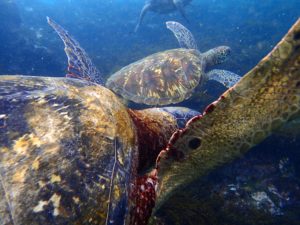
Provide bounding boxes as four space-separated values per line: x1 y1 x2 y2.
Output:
0 18 299 225
134 0 192 32
107 21 241 105
48 18 239 106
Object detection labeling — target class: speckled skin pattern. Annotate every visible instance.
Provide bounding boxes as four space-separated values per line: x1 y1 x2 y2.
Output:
154 19 300 210
0 76 137 225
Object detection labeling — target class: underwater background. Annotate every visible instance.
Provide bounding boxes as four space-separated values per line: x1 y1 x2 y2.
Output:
0 0 300 224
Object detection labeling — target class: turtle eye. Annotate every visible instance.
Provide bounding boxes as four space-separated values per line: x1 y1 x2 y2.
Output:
188 137 202 149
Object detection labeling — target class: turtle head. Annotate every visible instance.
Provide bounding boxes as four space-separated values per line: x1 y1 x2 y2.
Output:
214 46 231 64
203 45 231 68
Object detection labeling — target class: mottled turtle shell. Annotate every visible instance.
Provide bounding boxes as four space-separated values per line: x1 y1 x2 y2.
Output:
106 48 204 106
0 76 137 224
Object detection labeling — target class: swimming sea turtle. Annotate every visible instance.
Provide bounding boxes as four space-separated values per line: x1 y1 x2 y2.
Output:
107 21 241 105
48 18 239 106
134 0 192 32
0 18 299 225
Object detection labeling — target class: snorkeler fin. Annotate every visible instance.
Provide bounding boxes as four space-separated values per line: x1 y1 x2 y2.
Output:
173 0 190 23
134 3 151 32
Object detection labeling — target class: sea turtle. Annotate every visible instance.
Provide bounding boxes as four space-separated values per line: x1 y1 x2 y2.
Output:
48 18 240 106
107 21 241 105
134 0 192 32
0 18 299 225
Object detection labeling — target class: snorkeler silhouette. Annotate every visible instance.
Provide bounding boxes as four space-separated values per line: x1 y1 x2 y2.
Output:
134 0 192 32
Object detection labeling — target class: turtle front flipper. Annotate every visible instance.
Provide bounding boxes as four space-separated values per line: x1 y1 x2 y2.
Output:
47 17 104 85
166 21 198 50
155 18 300 210
206 69 241 88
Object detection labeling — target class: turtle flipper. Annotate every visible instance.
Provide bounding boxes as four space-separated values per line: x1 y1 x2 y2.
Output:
206 69 241 88
155 18 300 210
166 21 198 50
47 17 104 85
134 3 151 32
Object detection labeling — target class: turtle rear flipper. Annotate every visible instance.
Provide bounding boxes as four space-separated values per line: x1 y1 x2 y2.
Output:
206 69 241 88
47 17 104 85
166 21 198 50
155 18 300 210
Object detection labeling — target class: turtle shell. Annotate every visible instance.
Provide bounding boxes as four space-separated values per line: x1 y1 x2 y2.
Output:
106 48 204 106
0 76 138 224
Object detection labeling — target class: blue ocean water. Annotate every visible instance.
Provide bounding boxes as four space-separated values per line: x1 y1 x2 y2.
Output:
0 0 300 224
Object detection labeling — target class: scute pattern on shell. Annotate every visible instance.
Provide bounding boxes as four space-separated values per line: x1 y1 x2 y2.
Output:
0 76 137 225
106 49 203 105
